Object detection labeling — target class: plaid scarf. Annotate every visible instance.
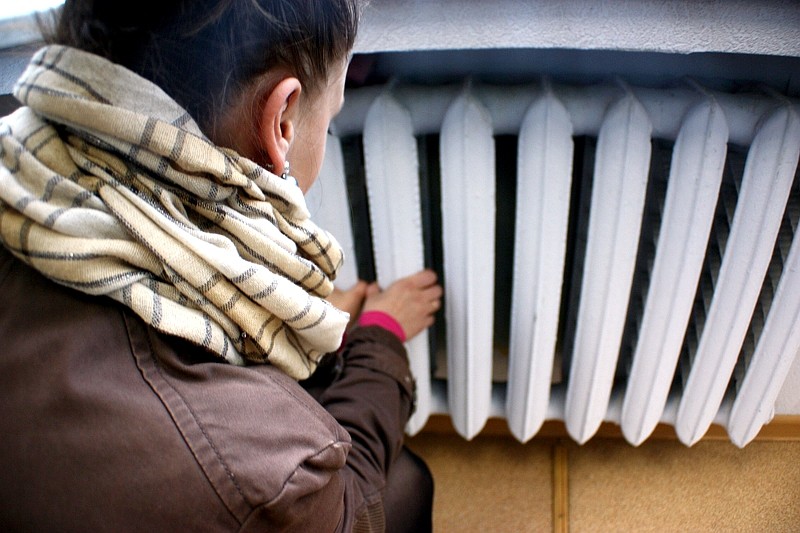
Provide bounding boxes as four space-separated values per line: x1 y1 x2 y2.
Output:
0 45 347 379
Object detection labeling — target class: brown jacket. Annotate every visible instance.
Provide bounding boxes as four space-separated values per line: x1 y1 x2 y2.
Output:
0 246 415 532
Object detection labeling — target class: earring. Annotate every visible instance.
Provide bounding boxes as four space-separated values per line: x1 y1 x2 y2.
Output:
281 160 298 187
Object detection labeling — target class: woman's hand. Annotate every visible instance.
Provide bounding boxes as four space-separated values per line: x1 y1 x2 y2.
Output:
327 280 369 330
362 269 443 341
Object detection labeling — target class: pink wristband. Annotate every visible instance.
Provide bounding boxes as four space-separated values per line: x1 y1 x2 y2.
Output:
358 310 406 342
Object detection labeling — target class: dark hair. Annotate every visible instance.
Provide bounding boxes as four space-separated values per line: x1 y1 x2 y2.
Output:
42 0 360 134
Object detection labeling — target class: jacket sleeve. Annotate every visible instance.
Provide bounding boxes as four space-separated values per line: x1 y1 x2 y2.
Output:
302 325 416 532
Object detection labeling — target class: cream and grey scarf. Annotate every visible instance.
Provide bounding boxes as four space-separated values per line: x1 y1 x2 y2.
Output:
0 45 348 379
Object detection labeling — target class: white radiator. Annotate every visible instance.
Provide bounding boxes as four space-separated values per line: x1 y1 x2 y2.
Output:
306 79 800 448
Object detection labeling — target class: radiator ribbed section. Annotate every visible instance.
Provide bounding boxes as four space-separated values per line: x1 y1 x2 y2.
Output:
620 94 729 446
675 104 800 445
506 83 573 443
439 85 496 439
311 79 800 446
363 92 432 434
565 83 653 444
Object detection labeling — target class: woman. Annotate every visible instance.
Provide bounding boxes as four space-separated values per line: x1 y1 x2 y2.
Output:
0 1 441 531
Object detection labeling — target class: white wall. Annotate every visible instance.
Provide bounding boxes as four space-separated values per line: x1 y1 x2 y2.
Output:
355 0 800 57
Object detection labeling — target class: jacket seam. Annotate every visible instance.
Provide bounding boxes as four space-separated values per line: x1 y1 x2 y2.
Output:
122 310 249 524
271 440 350 505
146 331 248 499
237 439 351 532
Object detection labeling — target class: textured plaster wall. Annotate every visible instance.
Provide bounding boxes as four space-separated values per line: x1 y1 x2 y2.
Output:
355 0 800 58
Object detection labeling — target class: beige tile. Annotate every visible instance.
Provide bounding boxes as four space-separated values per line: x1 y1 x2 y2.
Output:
407 430 800 533
407 433 554 533
567 438 800 532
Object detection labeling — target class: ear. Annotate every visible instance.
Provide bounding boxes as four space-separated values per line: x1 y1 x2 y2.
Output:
257 77 302 172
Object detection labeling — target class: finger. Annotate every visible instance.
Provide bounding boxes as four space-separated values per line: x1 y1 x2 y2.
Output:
419 285 443 302
351 279 369 294
366 281 381 297
409 269 438 288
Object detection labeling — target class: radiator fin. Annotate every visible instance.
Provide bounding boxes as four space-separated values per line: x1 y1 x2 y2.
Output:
440 85 496 439
363 91 432 434
565 85 653 444
728 172 800 447
506 86 574 442
306 136 359 290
